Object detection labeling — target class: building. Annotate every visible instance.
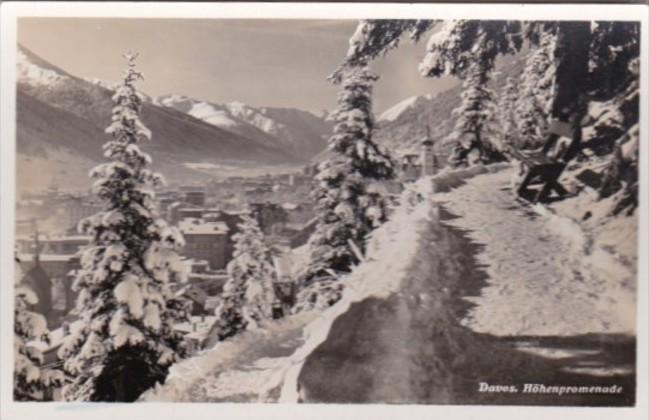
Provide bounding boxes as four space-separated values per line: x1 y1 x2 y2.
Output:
179 186 207 206
179 284 210 316
41 236 90 255
399 153 422 183
398 130 439 182
178 218 229 270
17 232 87 328
420 132 438 176
250 202 288 235
270 255 297 318
173 315 217 355
18 254 80 328
19 259 52 319
185 190 206 207
60 197 102 232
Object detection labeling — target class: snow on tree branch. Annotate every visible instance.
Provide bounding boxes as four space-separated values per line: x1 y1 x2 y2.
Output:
60 53 190 402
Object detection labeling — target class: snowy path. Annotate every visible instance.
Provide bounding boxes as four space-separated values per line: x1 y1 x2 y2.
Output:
298 166 636 405
144 166 636 405
434 169 636 337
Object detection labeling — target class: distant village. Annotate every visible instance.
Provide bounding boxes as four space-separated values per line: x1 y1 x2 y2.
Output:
15 135 438 400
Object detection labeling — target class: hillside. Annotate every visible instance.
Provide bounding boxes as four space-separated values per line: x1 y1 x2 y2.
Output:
16 45 307 190
374 54 526 157
156 95 331 160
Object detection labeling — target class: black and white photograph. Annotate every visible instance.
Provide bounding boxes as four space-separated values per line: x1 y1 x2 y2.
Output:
1 2 647 419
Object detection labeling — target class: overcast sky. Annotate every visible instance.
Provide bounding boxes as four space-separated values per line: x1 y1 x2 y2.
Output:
18 18 458 114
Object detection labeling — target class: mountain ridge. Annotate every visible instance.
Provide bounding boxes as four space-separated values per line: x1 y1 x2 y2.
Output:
15 45 328 190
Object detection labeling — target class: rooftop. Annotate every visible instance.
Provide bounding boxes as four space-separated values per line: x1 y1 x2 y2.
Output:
178 218 229 235
18 253 75 263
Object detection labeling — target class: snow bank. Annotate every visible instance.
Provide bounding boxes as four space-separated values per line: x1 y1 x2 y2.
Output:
279 176 442 402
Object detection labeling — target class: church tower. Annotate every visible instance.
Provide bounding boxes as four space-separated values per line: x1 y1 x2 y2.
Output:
420 126 437 176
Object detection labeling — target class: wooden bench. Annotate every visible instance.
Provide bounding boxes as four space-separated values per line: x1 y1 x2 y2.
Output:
510 119 577 203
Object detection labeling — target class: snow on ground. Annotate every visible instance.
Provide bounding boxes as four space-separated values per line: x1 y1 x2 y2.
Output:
141 177 439 402
140 312 319 402
142 164 637 402
433 166 636 337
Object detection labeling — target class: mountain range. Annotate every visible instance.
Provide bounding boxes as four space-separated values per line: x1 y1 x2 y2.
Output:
15 45 331 191
16 44 526 192
374 54 526 156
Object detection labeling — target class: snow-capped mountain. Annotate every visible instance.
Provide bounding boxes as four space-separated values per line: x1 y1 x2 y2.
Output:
15 45 304 190
17 48 69 88
378 94 434 123
156 94 331 160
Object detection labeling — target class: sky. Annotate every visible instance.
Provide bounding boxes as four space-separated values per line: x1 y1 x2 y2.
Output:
17 18 458 114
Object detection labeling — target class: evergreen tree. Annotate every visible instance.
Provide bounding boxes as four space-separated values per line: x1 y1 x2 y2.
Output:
304 63 394 291
498 77 520 150
212 213 275 340
14 268 62 401
418 20 522 79
447 59 505 167
517 30 558 149
58 53 190 402
338 19 639 207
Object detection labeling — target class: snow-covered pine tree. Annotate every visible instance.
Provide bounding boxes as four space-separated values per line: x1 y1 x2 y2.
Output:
14 264 63 401
212 213 275 340
302 63 394 300
58 53 190 402
498 77 520 150
332 19 436 81
447 59 505 167
516 30 558 150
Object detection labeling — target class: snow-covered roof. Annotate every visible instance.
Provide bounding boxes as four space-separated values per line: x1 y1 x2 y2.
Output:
18 253 75 263
178 218 229 235
173 316 216 336
281 202 299 211
183 258 210 267
27 320 83 352
188 273 229 280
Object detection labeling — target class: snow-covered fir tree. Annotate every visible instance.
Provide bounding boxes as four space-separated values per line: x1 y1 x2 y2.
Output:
447 59 505 167
498 77 520 150
14 259 63 401
58 53 190 402
302 63 394 306
212 213 275 340
516 30 558 149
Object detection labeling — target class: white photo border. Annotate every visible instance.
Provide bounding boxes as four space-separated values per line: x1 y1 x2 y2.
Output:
1 2 647 420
